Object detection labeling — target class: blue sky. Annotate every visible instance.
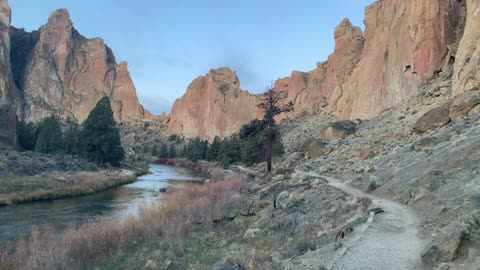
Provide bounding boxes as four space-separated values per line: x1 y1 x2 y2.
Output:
11 0 373 115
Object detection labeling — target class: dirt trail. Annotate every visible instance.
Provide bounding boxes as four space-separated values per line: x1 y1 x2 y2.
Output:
322 176 425 270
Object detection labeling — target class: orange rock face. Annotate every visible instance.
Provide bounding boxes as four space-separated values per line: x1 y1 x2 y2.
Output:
276 19 364 118
168 1 474 139
337 0 464 119
0 0 16 147
167 68 259 141
277 1 464 120
14 9 149 123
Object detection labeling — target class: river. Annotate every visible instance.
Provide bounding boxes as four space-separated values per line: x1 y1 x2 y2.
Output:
0 164 203 245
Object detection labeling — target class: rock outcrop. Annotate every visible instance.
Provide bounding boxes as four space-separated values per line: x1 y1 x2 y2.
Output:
453 0 480 95
277 19 364 118
413 103 452 133
11 9 149 123
0 0 16 147
277 1 466 120
167 68 259 140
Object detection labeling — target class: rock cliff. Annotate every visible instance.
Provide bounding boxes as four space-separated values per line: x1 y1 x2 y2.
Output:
0 0 16 147
167 68 259 140
278 0 466 120
168 0 479 139
453 0 480 95
10 9 149 123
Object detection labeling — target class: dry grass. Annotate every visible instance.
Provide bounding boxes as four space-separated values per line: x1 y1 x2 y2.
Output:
0 171 138 205
0 175 246 270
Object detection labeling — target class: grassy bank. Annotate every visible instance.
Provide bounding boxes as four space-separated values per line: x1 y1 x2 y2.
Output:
0 175 246 270
0 169 143 206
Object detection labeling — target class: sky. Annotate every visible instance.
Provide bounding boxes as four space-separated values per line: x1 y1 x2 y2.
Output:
10 0 373 115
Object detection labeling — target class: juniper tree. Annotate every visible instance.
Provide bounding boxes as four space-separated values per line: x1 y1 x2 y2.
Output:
257 87 293 172
35 116 64 153
80 96 124 166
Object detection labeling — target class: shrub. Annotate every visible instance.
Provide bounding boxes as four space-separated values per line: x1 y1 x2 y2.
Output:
17 120 37 151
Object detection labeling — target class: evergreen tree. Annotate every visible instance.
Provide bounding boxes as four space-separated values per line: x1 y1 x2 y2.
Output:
206 136 221 161
218 135 241 168
159 143 168 158
151 144 159 157
35 116 64 153
200 140 209 160
188 138 203 162
64 123 81 155
181 144 187 157
17 120 37 151
168 144 177 158
80 96 124 166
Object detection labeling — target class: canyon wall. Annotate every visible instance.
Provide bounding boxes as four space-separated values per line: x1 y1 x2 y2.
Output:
10 9 149 124
168 0 477 139
278 0 465 120
0 0 16 147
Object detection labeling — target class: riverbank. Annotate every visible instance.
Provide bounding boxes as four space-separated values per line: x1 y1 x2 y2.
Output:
0 167 148 206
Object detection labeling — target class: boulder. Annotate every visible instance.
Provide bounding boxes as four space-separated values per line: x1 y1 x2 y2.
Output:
243 229 260 238
364 164 375 173
282 152 304 169
145 260 158 270
320 121 357 141
367 175 381 192
412 137 437 151
305 139 332 158
358 148 374 160
413 104 452 133
449 91 480 120
421 225 466 268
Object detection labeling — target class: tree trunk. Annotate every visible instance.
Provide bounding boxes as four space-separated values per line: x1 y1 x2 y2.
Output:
266 136 273 172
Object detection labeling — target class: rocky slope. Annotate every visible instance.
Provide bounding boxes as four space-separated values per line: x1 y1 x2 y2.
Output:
0 0 16 147
10 9 150 124
167 68 259 140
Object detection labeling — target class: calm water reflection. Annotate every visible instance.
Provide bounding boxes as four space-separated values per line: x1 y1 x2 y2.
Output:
0 164 203 245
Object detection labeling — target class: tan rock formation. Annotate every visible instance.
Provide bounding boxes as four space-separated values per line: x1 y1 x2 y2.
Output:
14 9 149 123
167 68 259 140
275 19 364 118
337 0 464 119
276 1 464 121
453 0 480 95
0 0 16 147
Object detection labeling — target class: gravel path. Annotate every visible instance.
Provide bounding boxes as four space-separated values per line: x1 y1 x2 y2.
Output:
323 176 425 270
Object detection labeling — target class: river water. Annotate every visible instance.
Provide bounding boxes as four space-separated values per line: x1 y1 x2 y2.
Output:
0 164 203 245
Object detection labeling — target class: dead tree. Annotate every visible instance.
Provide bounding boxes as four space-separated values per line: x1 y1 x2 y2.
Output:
257 87 293 173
